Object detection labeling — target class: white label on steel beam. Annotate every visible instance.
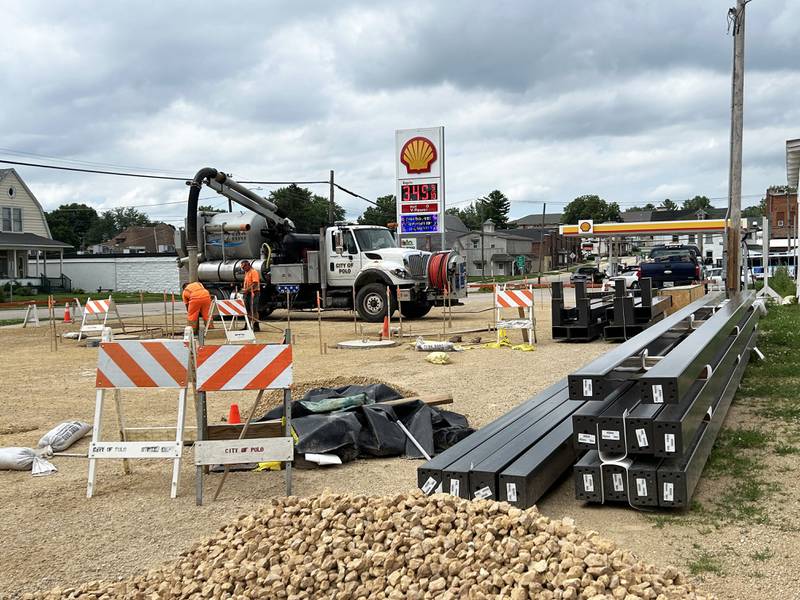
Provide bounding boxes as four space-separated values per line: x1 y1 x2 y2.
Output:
474 486 492 500
582 379 593 397
664 433 676 453
578 433 596 445
601 429 620 441
663 482 674 502
583 474 594 492
193 438 293 466
506 482 518 502
652 384 664 404
635 477 648 497
635 428 648 447
421 477 437 495
89 441 181 459
449 479 460 497
612 473 624 492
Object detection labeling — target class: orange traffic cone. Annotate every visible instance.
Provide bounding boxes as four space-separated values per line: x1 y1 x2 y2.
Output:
227 403 242 425
381 316 390 339
63 302 72 324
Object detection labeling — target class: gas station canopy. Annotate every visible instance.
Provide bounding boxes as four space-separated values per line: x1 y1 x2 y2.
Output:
559 219 729 237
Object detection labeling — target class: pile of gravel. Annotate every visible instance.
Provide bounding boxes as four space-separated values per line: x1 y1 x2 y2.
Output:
28 491 712 600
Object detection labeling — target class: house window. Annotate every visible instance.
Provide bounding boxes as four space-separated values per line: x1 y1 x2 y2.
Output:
0 207 22 232
777 212 785 227
472 240 479 249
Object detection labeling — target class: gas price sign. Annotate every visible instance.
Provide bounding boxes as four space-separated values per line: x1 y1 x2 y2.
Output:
395 127 444 237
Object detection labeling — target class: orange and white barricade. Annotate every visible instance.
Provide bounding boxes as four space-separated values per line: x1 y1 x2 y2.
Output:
205 295 255 343
193 343 294 504
78 295 125 340
494 285 536 344
86 339 190 498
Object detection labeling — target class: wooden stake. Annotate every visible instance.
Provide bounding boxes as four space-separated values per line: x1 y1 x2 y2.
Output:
386 285 392 339
171 293 176 337
316 291 324 355
140 291 145 331
163 291 168 332
352 286 358 334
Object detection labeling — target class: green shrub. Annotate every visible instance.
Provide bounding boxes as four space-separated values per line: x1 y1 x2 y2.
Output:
769 267 796 298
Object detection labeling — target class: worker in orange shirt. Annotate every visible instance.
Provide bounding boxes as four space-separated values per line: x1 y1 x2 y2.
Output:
241 260 261 332
182 281 212 333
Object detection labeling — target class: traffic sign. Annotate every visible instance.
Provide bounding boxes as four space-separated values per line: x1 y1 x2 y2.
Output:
516 256 526 270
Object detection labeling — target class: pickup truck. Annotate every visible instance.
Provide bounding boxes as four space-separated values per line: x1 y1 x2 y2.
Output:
638 245 701 288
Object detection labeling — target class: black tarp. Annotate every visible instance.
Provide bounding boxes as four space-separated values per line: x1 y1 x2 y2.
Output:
258 384 473 464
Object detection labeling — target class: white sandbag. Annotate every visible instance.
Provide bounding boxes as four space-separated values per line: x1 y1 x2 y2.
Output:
37 421 92 452
415 337 459 352
0 447 36 471
32 456 58 476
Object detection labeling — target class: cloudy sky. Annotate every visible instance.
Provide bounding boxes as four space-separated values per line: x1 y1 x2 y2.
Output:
2 0 798 225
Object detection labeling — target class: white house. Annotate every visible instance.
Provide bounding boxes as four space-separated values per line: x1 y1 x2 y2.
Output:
0 169 72 290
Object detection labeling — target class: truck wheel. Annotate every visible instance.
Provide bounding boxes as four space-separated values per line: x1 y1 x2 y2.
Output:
356 283 395 322
400 301 432 319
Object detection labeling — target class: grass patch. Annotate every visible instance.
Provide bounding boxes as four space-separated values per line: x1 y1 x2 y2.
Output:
688 549 724 576
750 548 773 562
705 428 770 478
0 319 23 326
774 444 800 456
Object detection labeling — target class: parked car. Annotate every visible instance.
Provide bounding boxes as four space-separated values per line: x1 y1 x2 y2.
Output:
602 264 639 291
706 267 724 291
639 245 701 288
570 266 604 284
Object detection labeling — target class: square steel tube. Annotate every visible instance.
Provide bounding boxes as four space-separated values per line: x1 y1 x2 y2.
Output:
417 379 568 494
442 390 572 499
653 308 759 458
468 400 583 501
638 292 754 404
574 450 603 503
601 461 632 502
657 330 757 508
597 386 645 454
627 457 662 507
498 419 581 509
624 402 663 455
572 382 635 450
568 292 724 401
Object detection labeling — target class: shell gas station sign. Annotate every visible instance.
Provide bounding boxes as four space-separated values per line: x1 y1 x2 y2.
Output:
395 127 445 237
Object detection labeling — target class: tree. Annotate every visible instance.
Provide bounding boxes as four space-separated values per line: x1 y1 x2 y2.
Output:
478 190 511 229
358 195 396 227
446 205 482 230
682 195 712 212
562 195 621 224
742 198 766 219
46 203 100 249
624 203 655 212
659 198 678 211
268 184 345 233
198 204 224 214
87 207 152 243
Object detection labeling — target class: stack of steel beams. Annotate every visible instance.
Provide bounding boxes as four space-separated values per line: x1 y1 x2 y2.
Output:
573 291 759 508
551 281 614 342
418 290 761 511
603 278 672 341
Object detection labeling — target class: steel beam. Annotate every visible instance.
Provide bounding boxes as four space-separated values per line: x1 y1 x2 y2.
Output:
468 399 582 500
568 292 724 401
653 306 758 458
572 382 635 450
627 457 662 507
639 291 754 404
574 450 603 503
657 329 756 507
498 419 580 509
442 390 572 498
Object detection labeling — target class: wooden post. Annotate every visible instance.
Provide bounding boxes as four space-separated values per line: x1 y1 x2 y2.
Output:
140 291 146 331
171 293 176 337
163 291 169 332
352 286 358 334
285 291 291 331
386 285 392 339
316 291 324 355
726 0 746 293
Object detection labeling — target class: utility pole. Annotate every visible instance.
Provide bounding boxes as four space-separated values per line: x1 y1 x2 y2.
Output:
328 170 335 225
537 203 546 284
726 0 746 294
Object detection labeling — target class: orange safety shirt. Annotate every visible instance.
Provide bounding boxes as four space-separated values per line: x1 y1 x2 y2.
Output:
243 268 261 293
182 282 211 304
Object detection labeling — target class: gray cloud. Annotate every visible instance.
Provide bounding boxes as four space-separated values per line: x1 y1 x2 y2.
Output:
0 0 796 224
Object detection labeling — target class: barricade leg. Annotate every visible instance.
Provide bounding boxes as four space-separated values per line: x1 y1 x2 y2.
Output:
87 389 106 498
114 389 131 475
284 387 293 496
171 388 187 499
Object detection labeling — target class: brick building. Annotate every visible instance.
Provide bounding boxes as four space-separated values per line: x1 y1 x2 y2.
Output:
766 186 797 238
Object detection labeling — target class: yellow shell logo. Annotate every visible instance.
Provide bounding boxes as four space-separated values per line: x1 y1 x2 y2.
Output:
400 137 437 174
579 221 592 232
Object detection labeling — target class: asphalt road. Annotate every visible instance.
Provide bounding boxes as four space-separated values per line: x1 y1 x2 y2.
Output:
0 301 186 321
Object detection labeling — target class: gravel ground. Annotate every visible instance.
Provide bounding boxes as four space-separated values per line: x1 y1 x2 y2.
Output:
0 292 794 599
